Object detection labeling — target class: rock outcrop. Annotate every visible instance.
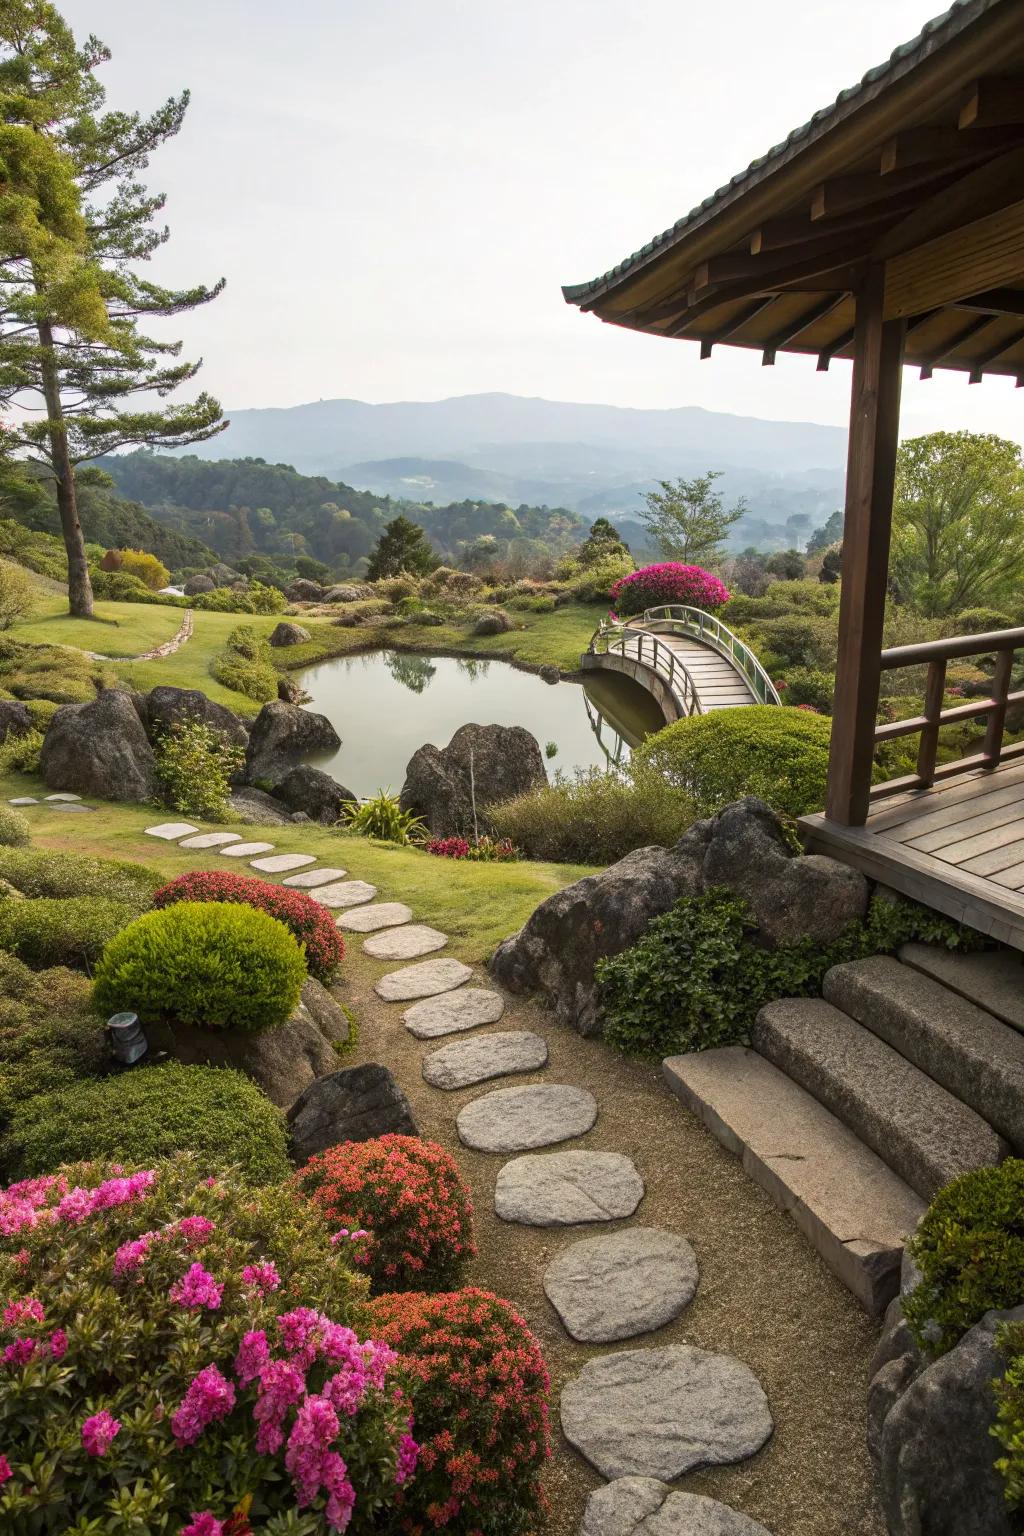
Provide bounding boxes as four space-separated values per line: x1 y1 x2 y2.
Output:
227 786 295 825
269 622 311 647
285 579 324 603
40 689 157 802
244 700 341 783
182 573 215 595
400 722 546 837
0 700 33 743
287 1064 419 1163
273 765 354 824
142 685 249 748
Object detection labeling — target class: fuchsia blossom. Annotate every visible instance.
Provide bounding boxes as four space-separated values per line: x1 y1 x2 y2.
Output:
241 1261 280 1294
176 1215 216 1248
54 1171 156 1227
3 1337 35 1367
171 1365 236 1448
395 1430 419 1486
234 1329 271 1387
170 1263 223 1311
285 1393 356 1530
180 1516 223 1536
0 1454 11 1484
253 1358 306 1455
113 1231 159 1278
3 1296 43 1327
48 1329 67 1360
81 1410 120 1457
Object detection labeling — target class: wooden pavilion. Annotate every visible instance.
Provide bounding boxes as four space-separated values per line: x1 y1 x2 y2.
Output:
563 0 1024 945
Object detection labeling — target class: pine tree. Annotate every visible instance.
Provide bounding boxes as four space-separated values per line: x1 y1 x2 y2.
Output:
0 2 225 617
638 472 746 567
367 515 438 580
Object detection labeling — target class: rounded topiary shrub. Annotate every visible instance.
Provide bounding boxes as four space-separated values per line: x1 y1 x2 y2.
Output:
610 562 730 618
0 1156 418 1530
93 901 307 1034
636 704 832 818
0 896 140 969
0 804 29 847
1 1062 292 1184
296 1134 476 1294
903 1159 1024 1356
366 1287 550 1535
152 869 344 983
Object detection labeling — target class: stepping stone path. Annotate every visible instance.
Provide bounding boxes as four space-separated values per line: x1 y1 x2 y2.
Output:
8 797 37 805
403 988 505 1038
457 1084 597 1152
581 1480 774 1536
338 902 413 934
145 822 200 840
495 1151 645 1226
283 866 348 887
363 924 447 959
251 852 317 873
543 1228 698 1342
560 1346 773 1481
220 841 275 857
310 879 377 908
179 832 242 849
422 1031 548 1090
45 793 81 802
375 957 472 1002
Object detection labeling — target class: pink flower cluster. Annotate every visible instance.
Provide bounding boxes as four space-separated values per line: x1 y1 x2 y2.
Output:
609 562 731 617
181 1516 223 1536
114 1215 218 1282
82 1410 120 1458
2 1295 68 1368
170 1263 223 1311
241 1261 280 1295
285 1394 355 1530
0 1170 157 1237
171 1364 236 1448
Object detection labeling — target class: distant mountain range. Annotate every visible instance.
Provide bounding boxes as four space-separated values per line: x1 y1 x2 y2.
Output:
181 393 846 549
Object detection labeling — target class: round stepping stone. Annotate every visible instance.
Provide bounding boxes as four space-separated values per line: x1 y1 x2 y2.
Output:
544 1228 697 1343
220 841 275 857
423 1031 548 1090
283 866 348 888
403 989 505 1039
375 958 472 1002
250 852 317 873
179 832 242 849
45 793 81 802
581 1478 774 1536
49 803 93 813
495 1151 644 1225
338 902 413 934
145 822 200 840
364 924 447 959
561 1346 773 1482
310 880 377 908
8 797 37 805
457 1083 596 1152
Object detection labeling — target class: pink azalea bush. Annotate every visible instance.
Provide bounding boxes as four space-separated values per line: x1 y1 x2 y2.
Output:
609 562 730 618
0 1156 417 1533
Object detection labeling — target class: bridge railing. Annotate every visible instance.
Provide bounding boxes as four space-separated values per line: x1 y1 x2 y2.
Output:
637 605 782 707
588 619 703 717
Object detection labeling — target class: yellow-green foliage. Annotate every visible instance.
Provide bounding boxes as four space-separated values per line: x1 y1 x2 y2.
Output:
115 548 170 590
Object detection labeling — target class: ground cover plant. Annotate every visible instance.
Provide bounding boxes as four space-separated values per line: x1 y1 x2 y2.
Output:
0 804 29 846
993 1322 1024 1509
211 623 279 702
296 1135 475 1295
153 869 344 983
0 1156 418 1530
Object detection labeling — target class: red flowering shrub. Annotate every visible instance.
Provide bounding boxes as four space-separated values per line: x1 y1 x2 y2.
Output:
426 837 518 863
296 1136 475 1294
610 561 730 617
427 837 471 859
365 1287 550 1535
153 870 344 982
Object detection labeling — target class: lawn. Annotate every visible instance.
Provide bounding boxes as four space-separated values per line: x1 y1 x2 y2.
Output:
12 593 186 657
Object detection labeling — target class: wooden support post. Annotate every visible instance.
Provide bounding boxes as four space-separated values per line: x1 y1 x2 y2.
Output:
825 264 906 825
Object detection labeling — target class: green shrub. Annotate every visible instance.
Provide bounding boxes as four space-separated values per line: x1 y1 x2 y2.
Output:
153 718 245 819
903 1160 1024 1357
0 726 43 775
194 581 286 614
636 705 833 818
0 954 107 1123
993 1323 1024 1508
778 668 834 714
0 558 34 628
0 896 138 969
946 606 1016 636
211 621 278 700
24 696 58 731
755 613 838 671
0 804 30 846
565 548 635 603
491 763 694 864
0 846 159 907
93 901 307 1034
343 790 426 845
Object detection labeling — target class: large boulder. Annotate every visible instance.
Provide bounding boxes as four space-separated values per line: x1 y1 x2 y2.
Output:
273 765 354 824
0 700 33 743
490 798 868 1036
209 562 242 585
285 579 324 603
287 1064 419 1164
244 701 341 783
40 689 157 802
142 685 249 748
324 584 368 603
227 786 294 825
182 573 215 596
400 722 546 837
269 622 311 648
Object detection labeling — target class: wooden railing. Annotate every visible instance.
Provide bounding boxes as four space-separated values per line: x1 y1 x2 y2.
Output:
588 620 704 718
638 605 782 706
871 627 1024 800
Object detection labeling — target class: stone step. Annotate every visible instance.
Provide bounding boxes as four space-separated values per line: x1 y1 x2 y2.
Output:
663 1047 924 1314
899 941 1024 1035
824 955 1024 1151
752 998 1008 1200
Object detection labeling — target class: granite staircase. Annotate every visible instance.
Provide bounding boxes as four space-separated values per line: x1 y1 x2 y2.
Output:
664 944 1024 1315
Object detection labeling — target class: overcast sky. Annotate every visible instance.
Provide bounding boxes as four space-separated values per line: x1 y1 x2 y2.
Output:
61 0 1023 445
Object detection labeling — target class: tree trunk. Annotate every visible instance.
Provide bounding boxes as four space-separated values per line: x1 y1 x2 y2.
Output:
36 318 94 619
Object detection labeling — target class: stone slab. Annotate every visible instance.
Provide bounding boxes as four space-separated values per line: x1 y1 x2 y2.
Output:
663 1047 925 1315
423 1031 548 1090
8 797 37 805
45 793 81 802
178 832 242 849
752 998 1007 1201
581 1479 773 1536
458 1083 597 1152
495 1150 644 1226
364 924 448 960
250 852 318 872
900 942 1024 1035
403 988 505 1038
338 902 414 933
376 957 472 1002
220 841 276 857
49 803 93 813
145 822 200 840
544 1227 698 1343
309 879 377 908
283 866 348 887
560 1346 773 1482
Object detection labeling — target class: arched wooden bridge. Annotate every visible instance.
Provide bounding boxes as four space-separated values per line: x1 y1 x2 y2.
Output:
581 605 780 723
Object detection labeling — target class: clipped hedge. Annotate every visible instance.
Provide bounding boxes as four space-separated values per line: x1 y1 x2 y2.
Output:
0 1062 291 1183
0 804 29 847
0 846 160 908
93 901 307 1034
0 896 138 969
0 954 105 1124
153 869 343 982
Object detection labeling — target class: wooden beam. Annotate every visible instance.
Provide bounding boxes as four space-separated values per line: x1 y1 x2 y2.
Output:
960 76 1024 130
688 296 777 347
690 230 857 294
873 147 1024 260
884 199 1024 319
817 328 854 371
918 315 999 379
825 264 906 827
880 125 1024 174
969 325 1024 381
750 200 914 254
761 296 845 366
633 247 858 329
811 164 967 221
955 288 1024 317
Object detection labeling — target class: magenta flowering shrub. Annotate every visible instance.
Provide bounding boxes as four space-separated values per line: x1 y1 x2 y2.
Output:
609 562 730 617
0 1156 417 1533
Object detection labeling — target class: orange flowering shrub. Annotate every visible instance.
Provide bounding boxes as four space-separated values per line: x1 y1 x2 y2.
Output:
295 1136 475 1295
365 1288 550 1535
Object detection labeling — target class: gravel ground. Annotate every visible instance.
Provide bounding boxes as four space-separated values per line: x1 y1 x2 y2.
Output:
338 947 886 1536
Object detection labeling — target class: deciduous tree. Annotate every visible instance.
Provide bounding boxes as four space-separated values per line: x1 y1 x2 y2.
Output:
638 471 745 566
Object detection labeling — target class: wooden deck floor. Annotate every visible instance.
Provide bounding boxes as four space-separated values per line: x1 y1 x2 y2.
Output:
801 758 1024 949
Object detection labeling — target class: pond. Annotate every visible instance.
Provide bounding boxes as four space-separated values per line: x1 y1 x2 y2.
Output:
299 649 665 797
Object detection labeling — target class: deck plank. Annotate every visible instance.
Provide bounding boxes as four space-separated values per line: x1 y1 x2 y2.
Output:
867 760 1024 832
889 781 1024 845
915 814 1024 862
957 836 1024 876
